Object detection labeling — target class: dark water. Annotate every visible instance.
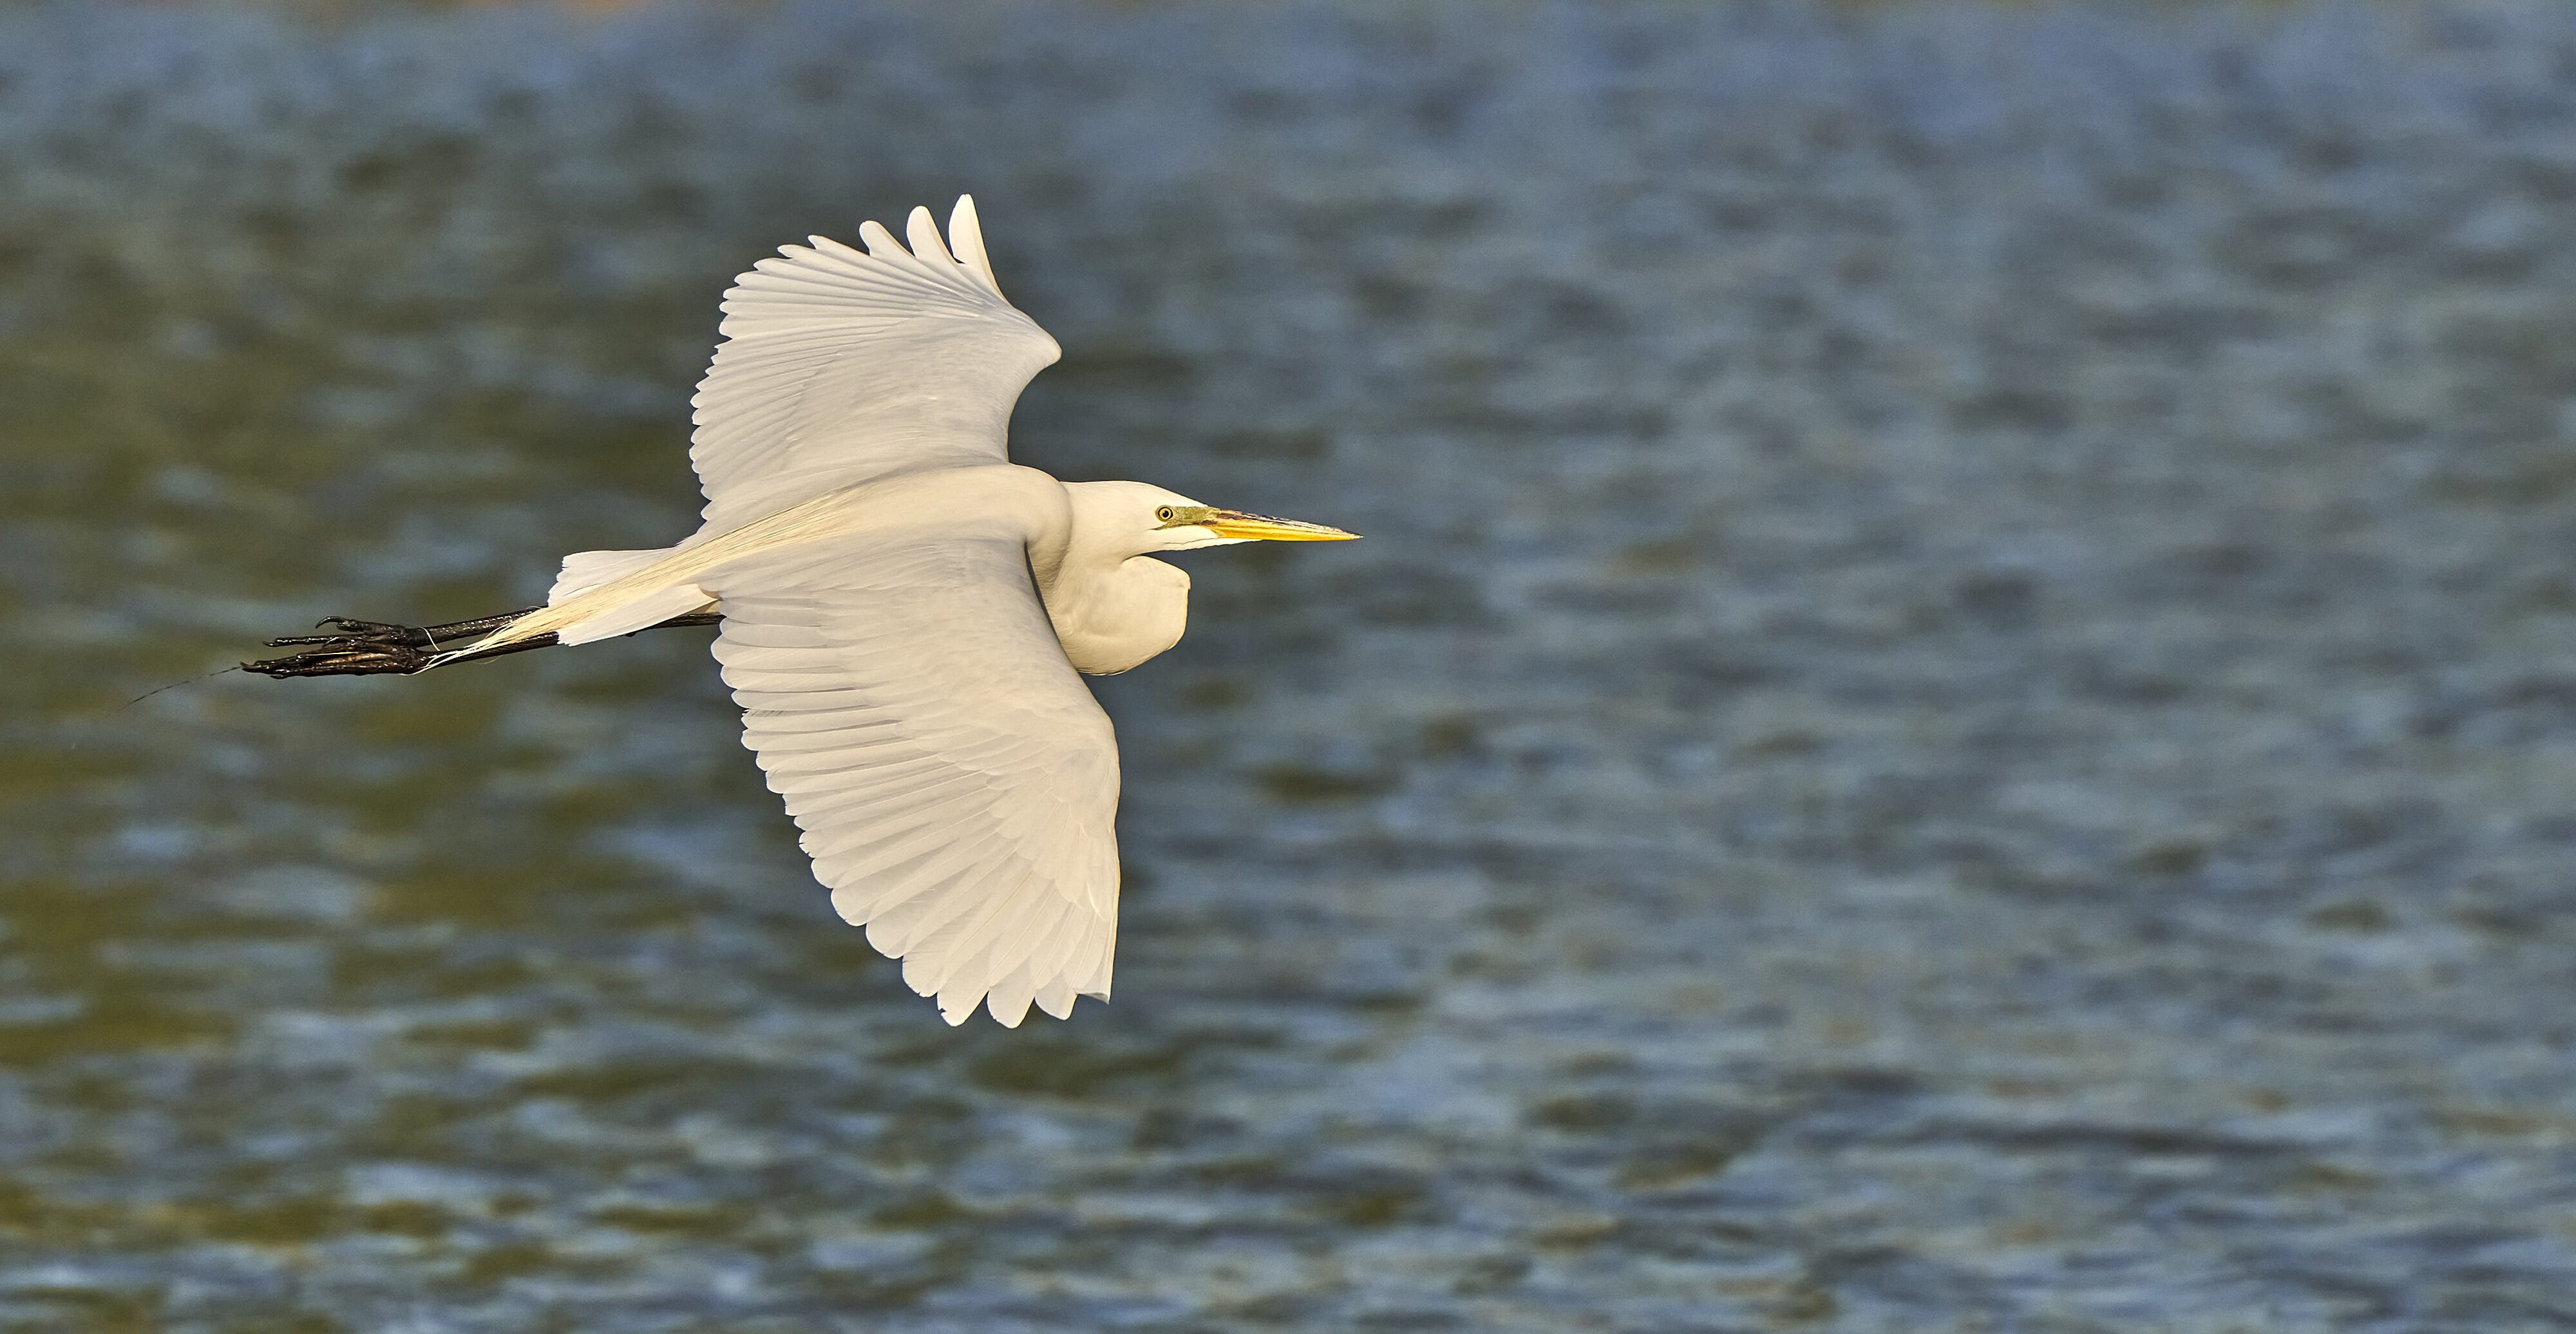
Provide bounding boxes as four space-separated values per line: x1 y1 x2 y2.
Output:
5 1 2576 1328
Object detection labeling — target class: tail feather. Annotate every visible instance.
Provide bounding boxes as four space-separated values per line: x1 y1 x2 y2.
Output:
550 548 673 604
556 583 717 646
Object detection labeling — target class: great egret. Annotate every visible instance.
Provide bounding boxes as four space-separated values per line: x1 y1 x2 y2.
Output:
248 197 1357 1026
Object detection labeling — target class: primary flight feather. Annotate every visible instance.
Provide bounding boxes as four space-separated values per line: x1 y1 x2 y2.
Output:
252 197 1357 1026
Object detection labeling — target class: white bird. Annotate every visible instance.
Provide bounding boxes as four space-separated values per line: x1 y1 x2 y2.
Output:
254 198 1356 1026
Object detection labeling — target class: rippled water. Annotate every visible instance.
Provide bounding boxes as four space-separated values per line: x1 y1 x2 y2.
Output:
6 1 2576 1328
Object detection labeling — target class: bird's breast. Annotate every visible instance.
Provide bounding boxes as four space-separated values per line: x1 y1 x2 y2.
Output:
1046 556 1191 676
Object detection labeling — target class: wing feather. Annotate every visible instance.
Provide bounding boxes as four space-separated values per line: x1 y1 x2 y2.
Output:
927 884 1059 1027
688 196 1060 531
980 916 1056 1028
947 196 1002 293
707 532 1121 1026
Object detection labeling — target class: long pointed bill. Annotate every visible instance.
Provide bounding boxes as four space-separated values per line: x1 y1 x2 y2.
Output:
1195 509 1361 542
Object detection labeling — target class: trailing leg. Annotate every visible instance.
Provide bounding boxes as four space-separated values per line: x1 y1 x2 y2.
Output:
245 606 721 678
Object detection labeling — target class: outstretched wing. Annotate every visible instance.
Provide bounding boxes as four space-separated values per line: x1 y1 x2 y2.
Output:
690 196 1061 532
705 531 1121 1026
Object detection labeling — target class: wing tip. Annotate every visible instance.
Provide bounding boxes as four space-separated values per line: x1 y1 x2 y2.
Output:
948 194 1003 296
730 199 1010 309
907 205 952 265
857 218 904 258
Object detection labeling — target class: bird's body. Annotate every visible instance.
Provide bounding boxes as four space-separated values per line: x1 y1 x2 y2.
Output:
381 198 1358 1027
499 469 1199 677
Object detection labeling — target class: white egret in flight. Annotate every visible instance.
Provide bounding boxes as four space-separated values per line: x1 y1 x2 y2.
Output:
250 198 1357 1026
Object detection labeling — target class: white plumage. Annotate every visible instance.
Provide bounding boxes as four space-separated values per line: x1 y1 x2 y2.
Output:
453 198 1356 1026
688 198 1061 531
715 530 1119 1024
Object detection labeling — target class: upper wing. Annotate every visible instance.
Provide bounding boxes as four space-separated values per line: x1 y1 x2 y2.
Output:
690 197 1062 532
705 531 1122 1026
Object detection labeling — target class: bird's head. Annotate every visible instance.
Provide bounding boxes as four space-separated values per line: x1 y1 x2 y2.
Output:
1074 481 1360 556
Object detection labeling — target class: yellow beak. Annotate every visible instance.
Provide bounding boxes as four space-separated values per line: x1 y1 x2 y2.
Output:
1193 509 1361 542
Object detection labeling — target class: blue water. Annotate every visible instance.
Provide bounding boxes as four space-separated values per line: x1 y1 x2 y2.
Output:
4 1 2575 1329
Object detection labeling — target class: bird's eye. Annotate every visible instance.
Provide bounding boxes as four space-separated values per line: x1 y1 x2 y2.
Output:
1155 506 1177 523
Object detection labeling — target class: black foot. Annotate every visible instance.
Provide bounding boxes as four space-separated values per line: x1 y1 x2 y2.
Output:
245 605 718 679
264 617 433 651
245 608 543 677
247 619 433 677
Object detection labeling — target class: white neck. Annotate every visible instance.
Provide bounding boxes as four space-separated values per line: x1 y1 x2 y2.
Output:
1041 482 1195 675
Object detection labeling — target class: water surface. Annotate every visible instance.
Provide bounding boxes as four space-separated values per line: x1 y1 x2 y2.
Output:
4 2 2576 1329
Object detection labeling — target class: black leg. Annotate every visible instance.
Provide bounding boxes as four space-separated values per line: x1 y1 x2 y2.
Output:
245 607 721 678
263 608 543 652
